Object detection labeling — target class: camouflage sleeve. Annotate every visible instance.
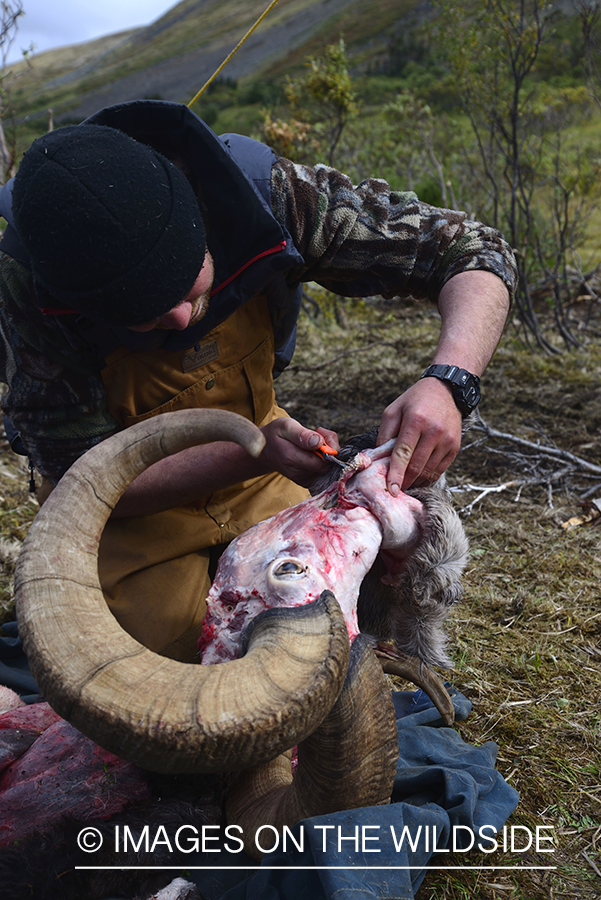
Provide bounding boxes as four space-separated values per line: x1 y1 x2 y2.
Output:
0 256 118 483
270 158 518 302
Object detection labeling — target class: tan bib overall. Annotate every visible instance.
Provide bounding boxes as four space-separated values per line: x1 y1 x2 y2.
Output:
96 294 308 660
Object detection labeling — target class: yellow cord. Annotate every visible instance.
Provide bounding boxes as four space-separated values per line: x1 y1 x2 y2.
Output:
187 0 282 109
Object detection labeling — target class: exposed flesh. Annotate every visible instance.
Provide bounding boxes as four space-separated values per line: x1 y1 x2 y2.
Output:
200 443 425 665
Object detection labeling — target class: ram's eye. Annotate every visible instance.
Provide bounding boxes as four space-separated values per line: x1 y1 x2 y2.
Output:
272 560 307 578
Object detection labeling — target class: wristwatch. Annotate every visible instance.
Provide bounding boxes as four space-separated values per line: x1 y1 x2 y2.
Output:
420 364 481 418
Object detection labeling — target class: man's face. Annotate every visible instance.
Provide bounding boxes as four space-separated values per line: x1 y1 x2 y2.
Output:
127 251 215 332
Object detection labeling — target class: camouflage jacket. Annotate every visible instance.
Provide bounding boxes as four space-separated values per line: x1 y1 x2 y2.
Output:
0 153 518 484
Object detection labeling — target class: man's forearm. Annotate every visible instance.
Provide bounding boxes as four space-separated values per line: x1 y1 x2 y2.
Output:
112 440 269 518
378 269 511 491
111 416 338 519
433 270 511 375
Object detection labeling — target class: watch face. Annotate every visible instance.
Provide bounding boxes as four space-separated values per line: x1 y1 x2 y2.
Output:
452 375 480 415
461 381 480 409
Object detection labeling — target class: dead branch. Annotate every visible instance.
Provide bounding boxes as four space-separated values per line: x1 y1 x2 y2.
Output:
450 479 521 515
451 465 577 514
582 849 601 879
470 413 601 477
454 413 601 512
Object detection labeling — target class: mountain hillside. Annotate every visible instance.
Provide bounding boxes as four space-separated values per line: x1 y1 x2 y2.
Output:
10 0 426 126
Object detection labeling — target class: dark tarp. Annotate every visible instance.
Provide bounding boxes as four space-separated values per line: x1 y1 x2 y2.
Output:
173 687 519 900
0 621 41 703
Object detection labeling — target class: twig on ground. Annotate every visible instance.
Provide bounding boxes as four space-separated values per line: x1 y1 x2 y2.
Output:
455 413 601 509
470 413 601 478
582 849 601 878
450 480 521 515
451 466 574 514
579 481 601 500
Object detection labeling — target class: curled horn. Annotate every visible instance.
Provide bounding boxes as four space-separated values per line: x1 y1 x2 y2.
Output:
374 643 455 727
15 410 350 773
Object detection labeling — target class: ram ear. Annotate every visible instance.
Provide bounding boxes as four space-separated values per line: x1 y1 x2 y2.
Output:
16 410 350 773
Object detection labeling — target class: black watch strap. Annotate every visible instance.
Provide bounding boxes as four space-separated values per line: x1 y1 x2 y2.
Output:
420 364 481 417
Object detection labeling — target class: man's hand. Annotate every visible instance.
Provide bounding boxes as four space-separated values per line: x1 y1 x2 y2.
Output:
377 269 511 494
259 418 340 488
378 378 462 492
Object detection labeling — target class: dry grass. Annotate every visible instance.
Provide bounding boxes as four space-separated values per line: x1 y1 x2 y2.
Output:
1 286 600 897
0 436 38 622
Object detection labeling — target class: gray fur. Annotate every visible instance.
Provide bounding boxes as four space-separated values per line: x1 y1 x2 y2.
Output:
357 481 468 666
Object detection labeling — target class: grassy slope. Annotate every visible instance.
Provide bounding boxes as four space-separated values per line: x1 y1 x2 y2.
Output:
8 0 419 131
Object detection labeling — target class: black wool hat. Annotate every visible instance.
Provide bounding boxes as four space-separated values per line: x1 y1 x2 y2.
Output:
12 124 206 326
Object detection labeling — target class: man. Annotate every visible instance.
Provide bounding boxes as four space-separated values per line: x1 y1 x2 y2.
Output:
0 100 516 660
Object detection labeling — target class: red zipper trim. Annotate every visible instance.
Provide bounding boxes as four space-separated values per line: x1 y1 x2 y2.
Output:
210 240 287 297
39 240 288 315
